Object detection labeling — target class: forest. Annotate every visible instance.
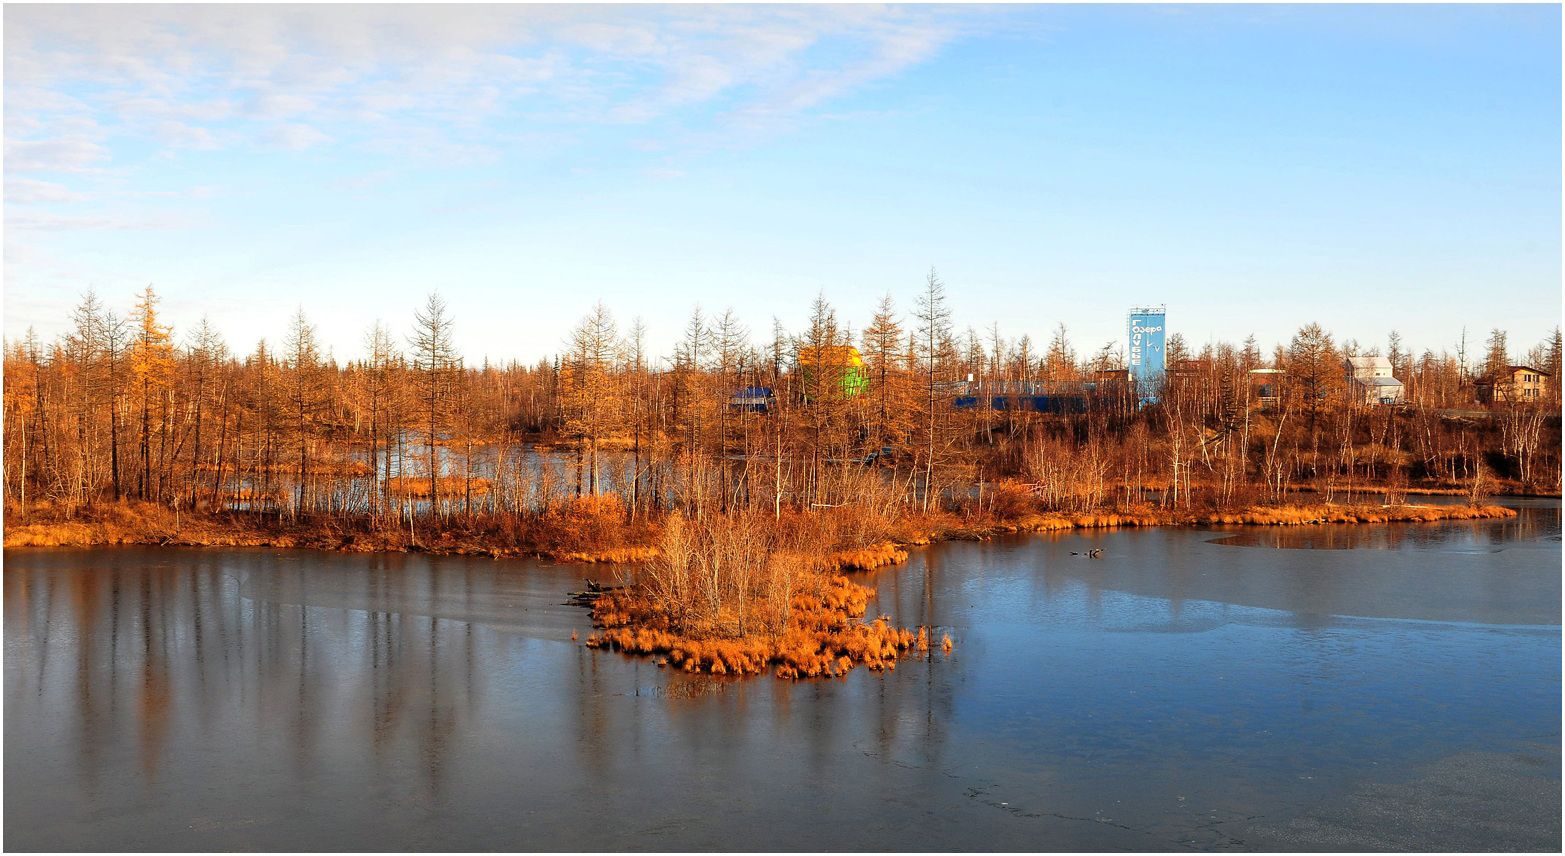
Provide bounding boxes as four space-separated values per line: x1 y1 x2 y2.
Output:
5 274 1558 534
7 275 1555 675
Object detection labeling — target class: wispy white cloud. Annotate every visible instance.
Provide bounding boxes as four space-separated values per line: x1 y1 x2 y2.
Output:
5 135 111 172
5 178 88 203
8 211 189 232
266 123 333 151
5 5 997 170
2 2 1003 264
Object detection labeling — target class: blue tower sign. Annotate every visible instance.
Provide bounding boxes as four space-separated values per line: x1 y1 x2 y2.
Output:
1127 306 1166 403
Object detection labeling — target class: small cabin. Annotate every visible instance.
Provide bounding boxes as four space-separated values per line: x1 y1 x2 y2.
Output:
728 386 775 413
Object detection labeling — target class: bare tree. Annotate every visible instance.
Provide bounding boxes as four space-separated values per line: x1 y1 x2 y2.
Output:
284 308 324 516
409 292 459 518
562 302 620 496
913 267 954 512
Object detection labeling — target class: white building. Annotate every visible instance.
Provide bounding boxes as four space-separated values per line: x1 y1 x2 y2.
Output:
1343 355 1404 405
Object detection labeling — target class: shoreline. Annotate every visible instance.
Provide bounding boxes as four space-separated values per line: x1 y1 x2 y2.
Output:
2 500 1524 560
3 499 1528 682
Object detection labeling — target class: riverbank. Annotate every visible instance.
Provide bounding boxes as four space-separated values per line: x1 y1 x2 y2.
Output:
3 498 1519 558
0 496 662 562
1283 483 1562 499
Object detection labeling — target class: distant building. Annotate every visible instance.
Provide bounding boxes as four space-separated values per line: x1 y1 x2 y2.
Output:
1248 367 1285 410
1343 355 1404 405
795 344 868 399
1476 366 1550 404
728 386 774 413
949 379 1089 414
1126 306 1166 405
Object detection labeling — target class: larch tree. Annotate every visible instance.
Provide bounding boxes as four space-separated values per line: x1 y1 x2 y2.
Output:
1547 327 1562 403
186 316 228 508
1387 330 1407 380
711 308 748 510
410 293 459 517
130 285 175 500
67 290 107 506
562 301 620 497
1287 322 1339 481
1045 323 1076 382
673 307 710 513
284 308 324 516
362 321 399 520
861 294 910 451
797 293 845 508
914 267 954 512
1483 328 1511 382
102 309 130 501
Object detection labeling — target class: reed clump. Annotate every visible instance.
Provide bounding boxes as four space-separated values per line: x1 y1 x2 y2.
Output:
585 514 927 680
823 541 909 572
547 545 661 564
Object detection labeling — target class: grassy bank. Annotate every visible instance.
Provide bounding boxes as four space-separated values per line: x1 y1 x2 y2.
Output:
3 497 1519 556
1 495 661 562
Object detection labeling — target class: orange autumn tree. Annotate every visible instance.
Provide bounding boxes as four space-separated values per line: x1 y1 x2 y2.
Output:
129 285 175 501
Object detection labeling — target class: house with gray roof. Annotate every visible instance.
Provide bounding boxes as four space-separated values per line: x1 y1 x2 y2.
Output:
1343 355 1405 405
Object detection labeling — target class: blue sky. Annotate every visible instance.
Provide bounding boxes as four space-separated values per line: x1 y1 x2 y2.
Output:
5 4 1560 365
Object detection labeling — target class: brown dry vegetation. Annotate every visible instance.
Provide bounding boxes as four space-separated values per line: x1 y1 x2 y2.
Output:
824 541 909 572
1195 503 1516 526
2 490 1519 555
385 475 491 498
4 285 1557 683
585 515 924 679
3 494 659 561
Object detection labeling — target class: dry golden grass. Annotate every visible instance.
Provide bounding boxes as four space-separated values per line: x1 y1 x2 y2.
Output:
0 495 660 559
547 545 660 564
385 475 492 498
4 488 1519 579
3 501 294 548
823 541 909 572
1196 504 1516 526
528 494 661 562
586 571 929 680
191 460 371 476
4 520 101 547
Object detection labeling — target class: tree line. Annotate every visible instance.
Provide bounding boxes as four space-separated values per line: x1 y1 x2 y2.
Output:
5 273 1561 528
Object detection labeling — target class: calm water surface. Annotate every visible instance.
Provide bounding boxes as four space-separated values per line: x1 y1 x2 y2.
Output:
5 503 1560 851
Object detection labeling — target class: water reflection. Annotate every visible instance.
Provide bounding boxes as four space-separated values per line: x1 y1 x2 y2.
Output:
5 505 1559 851
1210 503 1561 551
8 553 490 819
